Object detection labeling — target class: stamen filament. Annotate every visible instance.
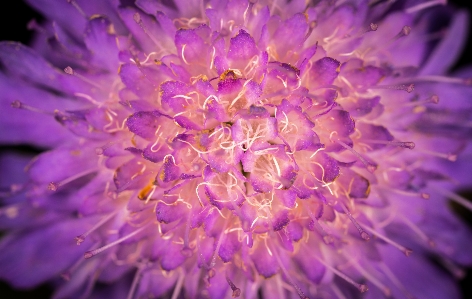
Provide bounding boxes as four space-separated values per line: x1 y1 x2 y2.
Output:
337 140 376 173
11 100 53 115
341 204 370 240
64 66 104 89
84 222 153 259
75 210 120 245
315 256 368 293
361 224 412 256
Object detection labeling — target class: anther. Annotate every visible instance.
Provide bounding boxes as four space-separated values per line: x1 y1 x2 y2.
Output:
95 147 104 155
226 275 241 298
405 0 447 14
393 26 411 40
27 19 46 34
370 83 414 93
361 23 378 35
48 182 59 191
84 222 152 259
428 94 440 104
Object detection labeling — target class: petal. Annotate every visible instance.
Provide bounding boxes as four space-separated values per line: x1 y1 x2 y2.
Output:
250 243 279 278
228 29 258 61
126 110 165 139
218 231 241 262
272 13 309 59
84 16 120 71
420 10 469 75
28 146 98 184
0 217 96 288
309 57 340 89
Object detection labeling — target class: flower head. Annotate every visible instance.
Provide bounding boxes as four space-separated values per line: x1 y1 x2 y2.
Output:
1 0 472 298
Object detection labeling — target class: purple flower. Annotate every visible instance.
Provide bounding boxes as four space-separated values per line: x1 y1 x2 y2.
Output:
1 0 472 298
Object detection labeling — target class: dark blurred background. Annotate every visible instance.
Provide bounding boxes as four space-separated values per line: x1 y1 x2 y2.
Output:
0 0 471 298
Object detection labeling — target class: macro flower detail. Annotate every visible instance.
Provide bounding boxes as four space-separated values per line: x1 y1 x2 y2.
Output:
1 0 472 299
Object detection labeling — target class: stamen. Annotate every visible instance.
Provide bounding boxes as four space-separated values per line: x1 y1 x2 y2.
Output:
408 75 472 85
133 13 165 51
304 21 317 40
66 0 87 18
379 263 417 299
351 260 392 297
225 275 241 298
0 204 20 219
11 100 53 115
405 0 447 14
416 148 456 161
171 269 185 299
209 216 230 269
402 95 439 107
27 19 46 34
303 202 333 244
384 187 430 199
75 210 120 245
181 211 193 257
399 215 435 247
64 66 104 89
271 242 309 299
439 257 465 279
315 256 368 293
337 140 377 173
361 139 415 149
370 83 414 93
331 284 348 299
47 168 98 192
126 266 144 299
84 222 152 259
341 204 370 240
361 224 412 256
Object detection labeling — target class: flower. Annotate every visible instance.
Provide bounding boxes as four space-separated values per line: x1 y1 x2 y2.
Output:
1 0 472 298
